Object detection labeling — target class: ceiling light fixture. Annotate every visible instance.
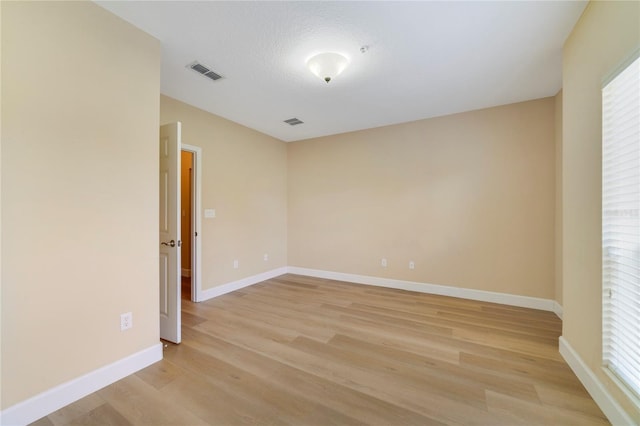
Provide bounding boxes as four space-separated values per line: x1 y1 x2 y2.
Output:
306 52 349 83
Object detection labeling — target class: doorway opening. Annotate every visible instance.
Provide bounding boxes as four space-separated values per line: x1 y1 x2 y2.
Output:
180 144 202 302
180 150 193 300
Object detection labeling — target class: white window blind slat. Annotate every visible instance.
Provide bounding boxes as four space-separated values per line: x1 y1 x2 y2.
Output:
602 55 640 401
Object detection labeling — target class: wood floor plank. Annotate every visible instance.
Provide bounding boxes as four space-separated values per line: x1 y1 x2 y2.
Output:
180 310 208 328
157 356 294 426
67 404 132 426
288 335 489 410
327 333 542 403
178 327 443 425
164 340 369 426
46 394 106 426
97 374 209 425
134 357 182 390
192 319 500 425
533 383 610 420
459 351 587 393
33 274 609 426
485 389 610 426
320 302 454 337
329 313 463 364
213 301 337 342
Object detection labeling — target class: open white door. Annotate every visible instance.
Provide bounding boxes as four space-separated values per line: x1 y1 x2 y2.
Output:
159 122 181 343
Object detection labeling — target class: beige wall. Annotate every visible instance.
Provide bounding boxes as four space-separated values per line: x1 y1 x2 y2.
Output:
562 1 640 421
1 1 160 409
555 90 563 306
160 96 288 290
288 98 556 299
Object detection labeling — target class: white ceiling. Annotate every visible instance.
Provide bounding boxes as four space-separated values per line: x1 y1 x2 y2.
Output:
96 1 587 142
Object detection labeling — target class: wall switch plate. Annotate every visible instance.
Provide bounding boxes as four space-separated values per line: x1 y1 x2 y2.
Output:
120 312 132 331
204 209 216 219
233 260 239 269
381 258 387 267
264 254 269 261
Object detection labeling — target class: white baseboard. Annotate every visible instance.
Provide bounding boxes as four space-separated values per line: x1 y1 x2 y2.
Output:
553 301 564 320
196 266 559 314
559 337 634 426
181 268 191 278
198 267 288 302
288 267 556 312
0 343 162 426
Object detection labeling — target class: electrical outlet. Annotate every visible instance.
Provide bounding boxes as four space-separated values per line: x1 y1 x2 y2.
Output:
381 258 387 267
264 253 269 261
233 260 239 269
120 312 132 331
409 261 415 270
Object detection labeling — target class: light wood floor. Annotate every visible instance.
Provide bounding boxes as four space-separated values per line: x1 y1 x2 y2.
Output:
32 274 608 425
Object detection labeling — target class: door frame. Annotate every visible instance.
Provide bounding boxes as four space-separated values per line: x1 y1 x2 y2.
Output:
181 144 202 302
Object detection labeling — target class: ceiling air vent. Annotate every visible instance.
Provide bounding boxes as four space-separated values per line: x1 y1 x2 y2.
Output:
187 61 223 81
284 118 304 126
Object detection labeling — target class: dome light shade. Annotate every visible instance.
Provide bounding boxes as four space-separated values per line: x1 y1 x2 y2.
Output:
306 52 349 83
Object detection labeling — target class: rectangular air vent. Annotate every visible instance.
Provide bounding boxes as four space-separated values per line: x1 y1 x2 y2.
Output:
187 61 223 81
284 118 304 126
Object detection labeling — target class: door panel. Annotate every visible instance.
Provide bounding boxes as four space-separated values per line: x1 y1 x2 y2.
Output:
159 122 181 343
159 253 168 316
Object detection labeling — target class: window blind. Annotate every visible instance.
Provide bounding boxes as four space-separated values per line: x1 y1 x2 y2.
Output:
602 55 640 400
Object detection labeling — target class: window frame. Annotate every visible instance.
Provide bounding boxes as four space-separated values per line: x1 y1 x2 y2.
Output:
601 51 640 404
